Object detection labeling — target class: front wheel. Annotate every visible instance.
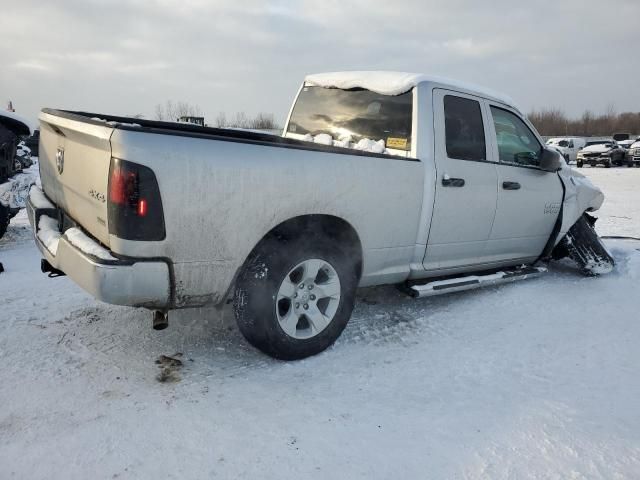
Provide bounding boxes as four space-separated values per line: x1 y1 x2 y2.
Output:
233 237 358 360
576 161 583 168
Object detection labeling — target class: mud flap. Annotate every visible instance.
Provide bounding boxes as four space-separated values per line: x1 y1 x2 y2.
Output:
553 214 615 275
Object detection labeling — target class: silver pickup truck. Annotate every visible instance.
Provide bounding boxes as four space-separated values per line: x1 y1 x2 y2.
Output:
28 71 613 359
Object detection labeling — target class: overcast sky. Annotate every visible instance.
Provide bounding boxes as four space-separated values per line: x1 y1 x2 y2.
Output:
1 0 639 126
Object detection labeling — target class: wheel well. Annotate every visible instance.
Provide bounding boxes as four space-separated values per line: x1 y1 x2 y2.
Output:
223 215 364 303
262 215 363 278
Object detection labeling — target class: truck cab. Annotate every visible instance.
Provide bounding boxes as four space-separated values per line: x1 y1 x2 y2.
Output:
284 72 565 275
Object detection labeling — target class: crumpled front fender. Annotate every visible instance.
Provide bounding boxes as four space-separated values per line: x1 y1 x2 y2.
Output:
556 166 605 244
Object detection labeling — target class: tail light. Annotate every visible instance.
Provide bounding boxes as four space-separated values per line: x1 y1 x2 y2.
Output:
108 158 165 241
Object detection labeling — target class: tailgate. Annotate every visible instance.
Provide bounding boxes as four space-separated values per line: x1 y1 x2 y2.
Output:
38 111 114 246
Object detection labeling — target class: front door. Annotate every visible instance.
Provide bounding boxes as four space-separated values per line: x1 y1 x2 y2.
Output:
423 90 498 270
484 104 563 263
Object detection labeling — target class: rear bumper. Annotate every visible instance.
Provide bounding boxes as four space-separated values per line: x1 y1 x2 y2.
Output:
27 187 171 308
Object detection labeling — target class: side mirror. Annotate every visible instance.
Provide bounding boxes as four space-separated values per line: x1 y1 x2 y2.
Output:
539 147 563 172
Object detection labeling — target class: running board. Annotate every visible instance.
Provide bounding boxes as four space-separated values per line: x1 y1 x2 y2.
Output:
404 266 546 298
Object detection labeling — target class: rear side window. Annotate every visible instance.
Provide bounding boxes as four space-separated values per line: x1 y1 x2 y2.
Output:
287 86 413 151
490 107 542 167
444 95 486 161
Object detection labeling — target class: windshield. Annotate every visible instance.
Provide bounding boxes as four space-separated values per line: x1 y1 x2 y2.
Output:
586 141 612 147
287 86 413 151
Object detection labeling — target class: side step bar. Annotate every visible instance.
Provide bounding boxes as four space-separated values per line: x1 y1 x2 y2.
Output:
404 266 546 298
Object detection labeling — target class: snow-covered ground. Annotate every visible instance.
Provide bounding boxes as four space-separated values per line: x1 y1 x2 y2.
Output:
1 166 640 479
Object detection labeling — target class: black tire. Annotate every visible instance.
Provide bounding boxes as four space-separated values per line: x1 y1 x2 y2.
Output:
576 161 583 168
233 236 358 360
555 214 614 276
0 203 10 239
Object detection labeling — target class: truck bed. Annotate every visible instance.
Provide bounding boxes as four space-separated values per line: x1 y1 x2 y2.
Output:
37 108 424 308
42 109 407 161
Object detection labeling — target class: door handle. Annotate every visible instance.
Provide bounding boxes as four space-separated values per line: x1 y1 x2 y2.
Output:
442 174 465 187
502 181 521 190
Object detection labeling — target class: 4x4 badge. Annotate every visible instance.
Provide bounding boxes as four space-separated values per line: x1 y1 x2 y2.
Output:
56 148 64 174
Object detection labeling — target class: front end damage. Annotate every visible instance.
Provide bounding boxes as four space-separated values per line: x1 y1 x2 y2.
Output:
551 166 614 275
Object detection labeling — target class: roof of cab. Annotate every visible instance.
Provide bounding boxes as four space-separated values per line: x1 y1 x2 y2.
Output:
305 71 520 112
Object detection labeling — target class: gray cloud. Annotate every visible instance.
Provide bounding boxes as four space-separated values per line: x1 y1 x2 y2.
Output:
1 0 639 125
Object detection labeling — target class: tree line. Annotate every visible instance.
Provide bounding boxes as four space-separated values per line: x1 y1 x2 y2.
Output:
153 100 640 137
527 108 640 137
153 100 279 130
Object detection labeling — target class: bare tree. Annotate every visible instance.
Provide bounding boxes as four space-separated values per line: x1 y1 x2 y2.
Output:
154 100 202 121
250 113 278 130
214 112 227 128
214 111 279 130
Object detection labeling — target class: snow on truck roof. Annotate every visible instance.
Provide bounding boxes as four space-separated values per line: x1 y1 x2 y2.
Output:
305 71 520 112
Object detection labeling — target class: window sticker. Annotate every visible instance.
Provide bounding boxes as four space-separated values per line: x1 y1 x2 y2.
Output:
387 137 408 150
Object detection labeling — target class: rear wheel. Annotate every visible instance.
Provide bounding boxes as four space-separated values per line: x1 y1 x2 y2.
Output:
233 236 358 360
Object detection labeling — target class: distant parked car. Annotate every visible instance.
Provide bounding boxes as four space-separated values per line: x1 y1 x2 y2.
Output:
613 133 632 142
0 111 34 239
546 137 586 164
628 138 640 167
576 140 627 168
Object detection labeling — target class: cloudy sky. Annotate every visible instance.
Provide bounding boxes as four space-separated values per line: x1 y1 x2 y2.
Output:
1 0 639 126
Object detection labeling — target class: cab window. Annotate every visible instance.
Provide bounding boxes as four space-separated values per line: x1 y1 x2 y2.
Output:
490 107 542 167
444 95 486 161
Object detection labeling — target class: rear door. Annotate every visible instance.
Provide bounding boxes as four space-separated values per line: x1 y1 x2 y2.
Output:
39 111 114 246
484 104 563 263
423 90 498 270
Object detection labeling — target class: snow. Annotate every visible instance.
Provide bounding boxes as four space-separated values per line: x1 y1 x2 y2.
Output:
0 171 37 209
353 138 386 154
29 185 55 210
90 117 141 128
305 71 520 111
1 167 640 479
106 121 141 128
582 143 613 153
302 133 390 153
309 132 332 145
37 214 61 256
64 227 116 261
